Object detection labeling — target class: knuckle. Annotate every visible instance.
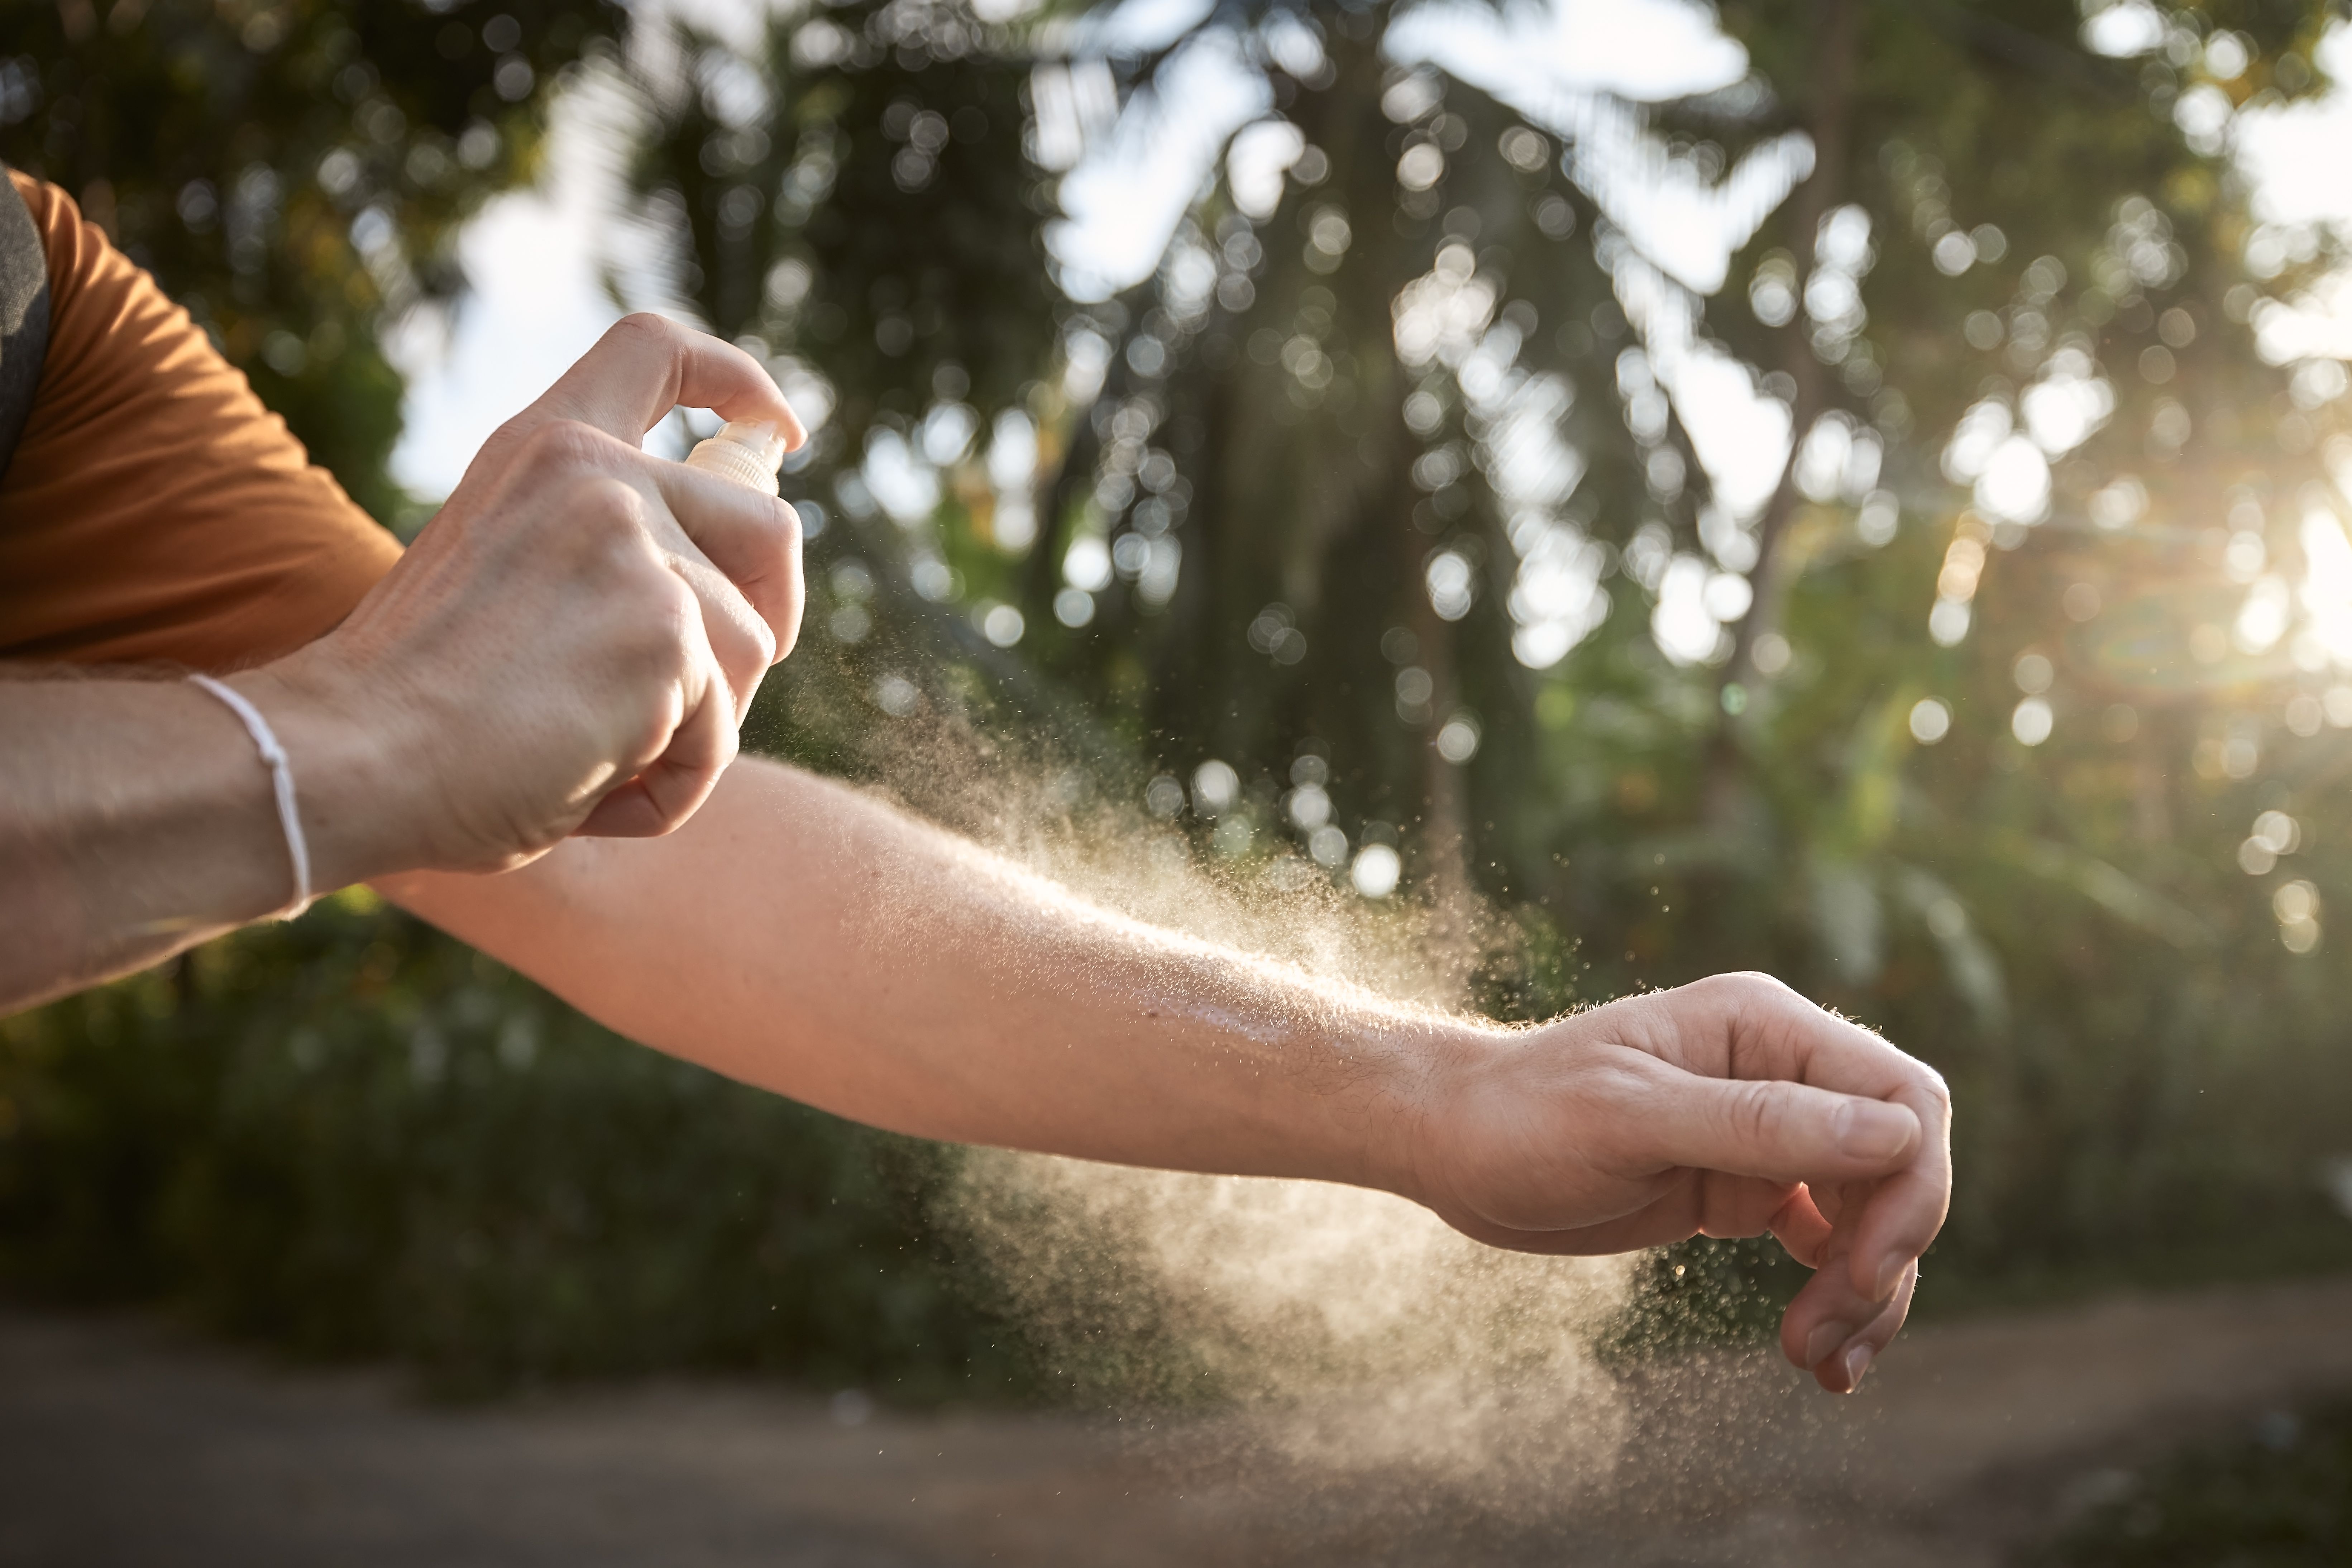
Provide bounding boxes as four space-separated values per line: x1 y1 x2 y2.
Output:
1574 1055 1670 1157
647 573 701 648
771 599 803 661
601 552 693 652
1575 1053 1650 1108
516 417 613 476
610 311 682 350
746 614 779 667
1682 971 1772 1010
566 478 651 557
475 418 532 469
1717 970 1797 1006
1725 1079 1783 1146
570 468 640 514
624 693 678 756
754 503 804 601
1712 970 1815 1038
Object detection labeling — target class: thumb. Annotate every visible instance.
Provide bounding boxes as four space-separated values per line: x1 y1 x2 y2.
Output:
1641 1075 1922 1185
531 314 804 446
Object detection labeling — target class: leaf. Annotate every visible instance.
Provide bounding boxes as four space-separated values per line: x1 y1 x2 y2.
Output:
1991 833 2213 951
1890 866 2008 1034
1808 854 1884 983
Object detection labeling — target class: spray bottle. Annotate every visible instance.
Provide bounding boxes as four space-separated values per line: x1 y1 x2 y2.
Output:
683 419 789 495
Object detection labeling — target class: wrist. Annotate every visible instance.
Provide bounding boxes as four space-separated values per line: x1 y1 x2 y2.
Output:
1356 1013 1499 1209
224 654 419 895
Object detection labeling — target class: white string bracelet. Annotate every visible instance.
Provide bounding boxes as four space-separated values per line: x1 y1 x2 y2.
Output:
186 673 314 920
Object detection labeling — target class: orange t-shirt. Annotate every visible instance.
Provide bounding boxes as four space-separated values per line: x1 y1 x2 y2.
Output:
0 173 403 672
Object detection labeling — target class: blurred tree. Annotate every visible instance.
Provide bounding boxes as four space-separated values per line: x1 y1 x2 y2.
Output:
638 0 2334 957
9 0 2352 1392
0 1 1027 1392
0 892 1018 1395
635 0 2352 1280
0 0 625 522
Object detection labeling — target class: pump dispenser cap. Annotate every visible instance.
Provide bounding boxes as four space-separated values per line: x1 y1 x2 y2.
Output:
684 419 789 495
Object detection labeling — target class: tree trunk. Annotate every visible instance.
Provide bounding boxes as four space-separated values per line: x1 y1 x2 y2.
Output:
1394 431 1472 924
1706 0 1861 817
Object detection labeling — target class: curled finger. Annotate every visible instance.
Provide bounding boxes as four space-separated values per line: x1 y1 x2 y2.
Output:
642 457 805 661
1811 1260 1917 1394
573 615 738 838
1779 1223 1916 1386
1766 1183 1833 1269
1711 983 1952 1308
668 553 777 723
530 313 806 446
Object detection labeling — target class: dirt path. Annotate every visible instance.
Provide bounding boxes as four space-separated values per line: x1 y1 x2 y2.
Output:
3 1277 2349 1567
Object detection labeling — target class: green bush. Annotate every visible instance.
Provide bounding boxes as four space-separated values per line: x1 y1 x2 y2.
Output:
0 892 1023 1400
2037 1401 2352 1566
7 0 2352 1401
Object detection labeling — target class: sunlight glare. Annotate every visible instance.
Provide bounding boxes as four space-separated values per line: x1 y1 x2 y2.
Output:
2299 506 2352 668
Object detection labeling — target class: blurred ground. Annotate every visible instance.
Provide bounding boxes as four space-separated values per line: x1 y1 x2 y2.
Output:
3 1276 2350 1568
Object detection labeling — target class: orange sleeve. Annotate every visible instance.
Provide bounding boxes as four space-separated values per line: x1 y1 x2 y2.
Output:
0 172 403 672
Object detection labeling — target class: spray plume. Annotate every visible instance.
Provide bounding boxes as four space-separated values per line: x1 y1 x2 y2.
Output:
790 684 1677 1510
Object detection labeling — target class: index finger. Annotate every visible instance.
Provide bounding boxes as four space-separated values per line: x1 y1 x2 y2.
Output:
527 313 807 450
1707 975 1954 1305
636 456 805 665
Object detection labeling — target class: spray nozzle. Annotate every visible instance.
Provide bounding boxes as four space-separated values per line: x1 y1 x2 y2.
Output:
683 419 789 496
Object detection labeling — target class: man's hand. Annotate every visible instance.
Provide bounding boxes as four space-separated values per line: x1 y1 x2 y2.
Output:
242 315 806 883
1410 972 1951 1392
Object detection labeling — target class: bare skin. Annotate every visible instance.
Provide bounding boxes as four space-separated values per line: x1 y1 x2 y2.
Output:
1 320 1949 1395
382 766 1949 1394
0 315 805 1008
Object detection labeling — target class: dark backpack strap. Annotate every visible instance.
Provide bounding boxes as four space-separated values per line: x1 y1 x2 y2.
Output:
0 167 52 485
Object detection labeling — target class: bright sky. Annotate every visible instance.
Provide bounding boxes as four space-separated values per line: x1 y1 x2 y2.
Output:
390 0 1776 494
2237 25 2352 225
389 1 2352 517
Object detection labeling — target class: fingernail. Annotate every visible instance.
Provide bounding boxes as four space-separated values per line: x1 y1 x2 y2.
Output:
1842 1342 1875 1392
1872 1254 1904 1302
1804 1320 1853 1367
1835 1100 1916 1161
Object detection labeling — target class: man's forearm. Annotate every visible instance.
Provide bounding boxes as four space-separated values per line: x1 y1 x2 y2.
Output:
1 676 303 1008
377 758 1464 1196
0 668 415 1011
380 756 1955 1394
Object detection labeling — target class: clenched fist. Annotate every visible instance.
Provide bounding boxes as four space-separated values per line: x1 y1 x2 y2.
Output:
232 314 807 883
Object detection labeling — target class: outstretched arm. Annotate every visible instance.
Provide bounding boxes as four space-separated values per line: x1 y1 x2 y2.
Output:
8 310 1944 1395
380 757 1951 1394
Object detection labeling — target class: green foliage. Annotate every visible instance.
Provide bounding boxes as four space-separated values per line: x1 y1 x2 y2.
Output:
631 1 1057 424
690 0 2352 1294
0 892 1021 1398
8 0 2352 1394
0 0 625 522
2035 1400 2352 1564
1598 1235 1803 1363
658 0 2352 1335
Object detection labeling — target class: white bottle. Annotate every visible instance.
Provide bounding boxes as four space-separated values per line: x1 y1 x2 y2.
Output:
683 419 788 495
